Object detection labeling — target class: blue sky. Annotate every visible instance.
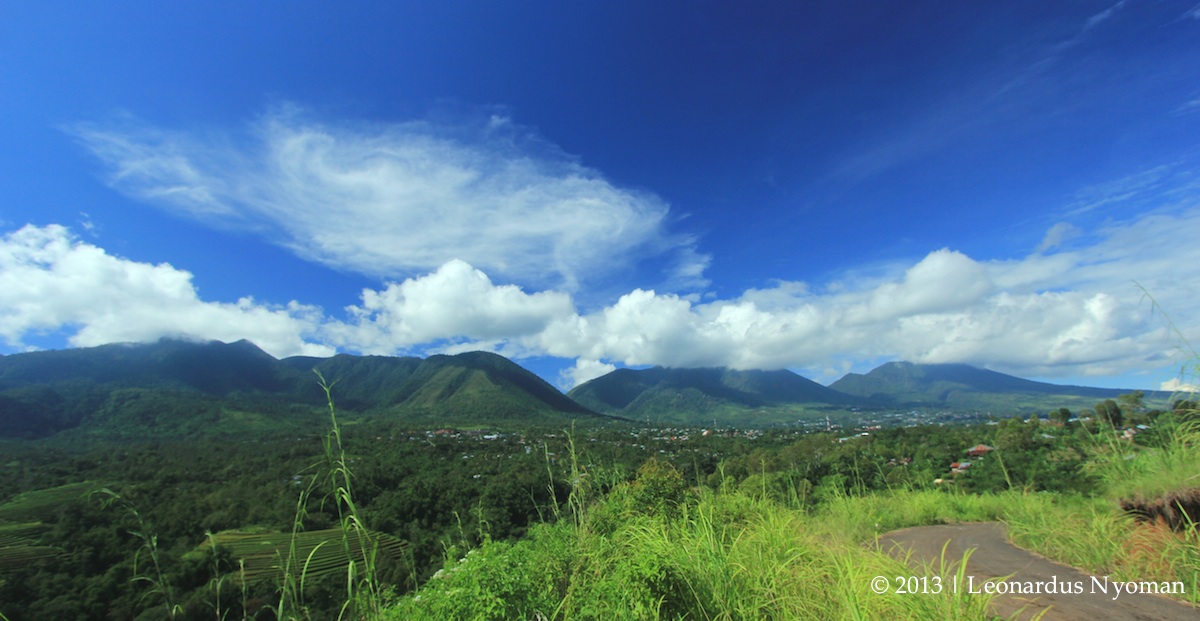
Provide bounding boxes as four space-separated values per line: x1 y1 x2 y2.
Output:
3 1 1200 391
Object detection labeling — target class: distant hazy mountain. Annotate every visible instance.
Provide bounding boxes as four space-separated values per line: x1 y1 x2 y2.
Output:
567 361 1161 425
0 339 604 439
828 361 1158 413
567 366 859 426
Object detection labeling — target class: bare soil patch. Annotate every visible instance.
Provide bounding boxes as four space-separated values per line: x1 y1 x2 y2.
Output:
1121 487 1200 532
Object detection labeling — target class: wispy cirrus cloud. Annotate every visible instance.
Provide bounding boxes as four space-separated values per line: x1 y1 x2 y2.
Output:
1061 165 1183 218
1082 1 1126 32
71 107 702 291
1177 98 1200 115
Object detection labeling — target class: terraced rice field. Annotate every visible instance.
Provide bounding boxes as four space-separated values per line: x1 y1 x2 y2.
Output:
204 527 408 583
0 484 102 572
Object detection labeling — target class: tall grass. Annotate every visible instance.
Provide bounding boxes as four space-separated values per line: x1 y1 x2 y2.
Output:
315 371 386 619
1100 417 1200 502
997 368 1200 604
1001 487 1200 604
387 483 1003 620
816 487 1011 543
268 459 322 619
267 371 387 620
92 488 183 620
387 450 1200 618
975 293 1200 606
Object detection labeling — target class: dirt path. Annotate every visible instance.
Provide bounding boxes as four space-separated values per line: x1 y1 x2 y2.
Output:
877 522 1198 620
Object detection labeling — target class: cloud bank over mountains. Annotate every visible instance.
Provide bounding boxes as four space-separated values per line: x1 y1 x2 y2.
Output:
2 204 1195 388
0 224 331 358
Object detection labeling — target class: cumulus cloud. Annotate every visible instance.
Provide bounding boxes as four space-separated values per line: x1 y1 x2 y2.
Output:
329 259 574 354
0 224 331 358
525 208 1200 385
561 359 618 389
71 108 700 290
849 249 994 323
1159 377 1199 393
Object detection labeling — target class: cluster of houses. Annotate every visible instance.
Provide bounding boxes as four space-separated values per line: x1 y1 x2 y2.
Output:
935 443 993 484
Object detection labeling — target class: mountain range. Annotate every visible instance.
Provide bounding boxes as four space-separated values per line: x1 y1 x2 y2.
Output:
0 339 604 439
0 339 1162 439
566 362 1162 426
828 361 1162 414
566 366 861 425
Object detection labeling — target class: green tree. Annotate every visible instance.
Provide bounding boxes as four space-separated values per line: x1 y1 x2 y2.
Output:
1094 399 1123 428
994 416 1034 452
628 457 688 517
1118 390 1145 422
1173 399 1198 422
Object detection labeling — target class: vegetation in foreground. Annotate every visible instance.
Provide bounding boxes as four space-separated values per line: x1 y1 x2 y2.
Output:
0 379 1197 619
385 413 1200 620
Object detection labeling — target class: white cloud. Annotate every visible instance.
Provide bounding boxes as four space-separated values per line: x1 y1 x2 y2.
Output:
72 108 701 290
851 249 994 323
329 259 574 354
0 224 331 358
1160 378 1199 393
561 359 617 389
6 202 1199 389
520 208 1200 382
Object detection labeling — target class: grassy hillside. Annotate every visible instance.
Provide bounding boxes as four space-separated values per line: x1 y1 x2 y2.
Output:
386 488 1007 620
386 416 1200 620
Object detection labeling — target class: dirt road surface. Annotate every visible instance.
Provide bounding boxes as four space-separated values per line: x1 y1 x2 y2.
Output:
878 522 1198 620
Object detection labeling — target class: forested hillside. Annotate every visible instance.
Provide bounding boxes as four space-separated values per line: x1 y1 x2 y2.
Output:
567 366 861 425
0 340 608 440
830 361 1168 412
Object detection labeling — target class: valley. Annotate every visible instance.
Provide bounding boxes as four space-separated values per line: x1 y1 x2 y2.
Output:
0 339 1194 620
